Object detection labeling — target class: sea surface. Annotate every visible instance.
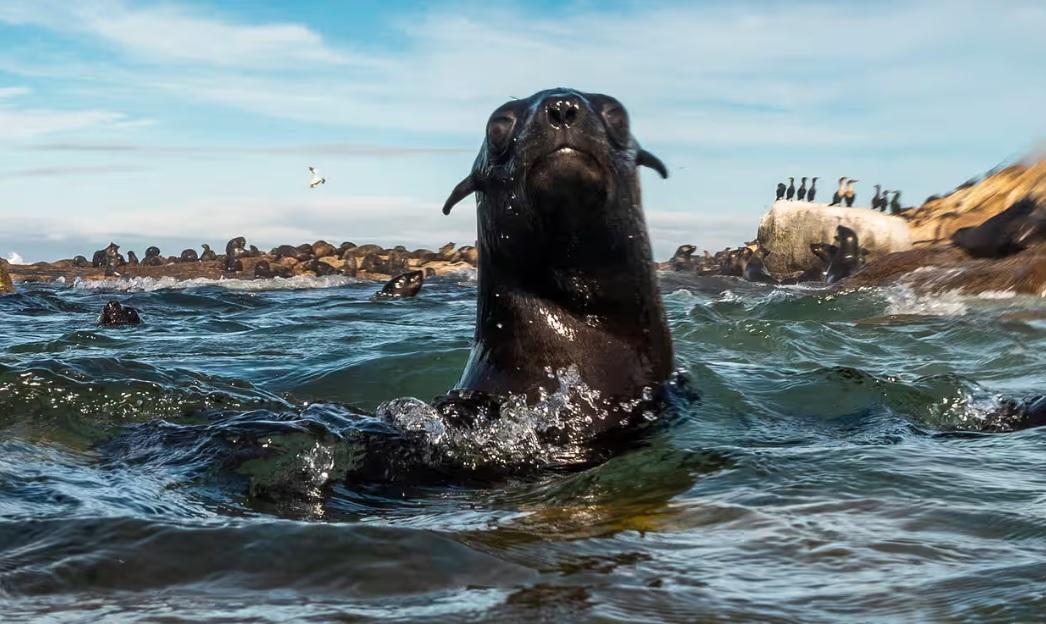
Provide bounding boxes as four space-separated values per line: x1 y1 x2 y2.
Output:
1 273 1044 622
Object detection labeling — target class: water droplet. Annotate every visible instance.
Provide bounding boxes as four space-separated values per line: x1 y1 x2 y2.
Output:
496 323 503 329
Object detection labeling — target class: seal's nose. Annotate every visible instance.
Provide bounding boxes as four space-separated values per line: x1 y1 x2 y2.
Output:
545 97 582 128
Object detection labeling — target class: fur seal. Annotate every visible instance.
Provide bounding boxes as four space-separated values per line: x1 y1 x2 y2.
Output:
225 237 247 271
142 246 163 266
200 244 217 261
312 240 337 259
99 300 141 326
126 251 140 266
951 196 1045 259
439 88 674 439
180 249 199 263
825 225 864 284
300 258 335 276
376 270 424 298
253 260 291 279
741 246 775 283
669 244 697 271
72 255 90 268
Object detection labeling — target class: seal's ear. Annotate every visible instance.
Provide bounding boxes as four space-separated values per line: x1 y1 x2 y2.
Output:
442 175 477 215
637 149 668 179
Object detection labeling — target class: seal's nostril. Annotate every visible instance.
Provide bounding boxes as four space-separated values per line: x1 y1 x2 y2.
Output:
546 99 582 128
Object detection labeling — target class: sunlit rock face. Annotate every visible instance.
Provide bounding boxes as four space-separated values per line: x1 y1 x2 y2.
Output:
757 201 913 273
905 159 1046 245
0 260 14 294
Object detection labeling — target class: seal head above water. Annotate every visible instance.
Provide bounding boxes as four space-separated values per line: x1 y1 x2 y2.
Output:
440 88 674 439
376 270 424 299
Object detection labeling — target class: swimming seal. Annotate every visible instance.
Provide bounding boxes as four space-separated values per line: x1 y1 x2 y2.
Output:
825 225 864 284
98 300 142 326
376 270 424 298
951 196 1046 259
439 88 674 440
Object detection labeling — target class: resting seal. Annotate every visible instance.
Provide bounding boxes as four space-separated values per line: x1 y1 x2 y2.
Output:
440 88 673 440
126 251 140 266
741 246 775 283
951 196 1046 258
376 270 424 298
200 244 217 261
179 248 199 263
99 300 142 326
225 237 247 271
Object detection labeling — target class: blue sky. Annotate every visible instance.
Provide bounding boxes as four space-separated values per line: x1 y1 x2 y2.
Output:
1 0 1045 262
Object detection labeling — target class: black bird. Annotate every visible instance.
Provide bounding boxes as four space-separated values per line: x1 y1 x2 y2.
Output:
889 191 902 214
775 182 786 201
830 177 847 206
797 177 808 201
871 184 883 211
807 177 818 202
785 177 795 201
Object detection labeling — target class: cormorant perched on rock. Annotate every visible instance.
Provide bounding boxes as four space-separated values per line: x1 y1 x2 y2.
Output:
797 177 808 201
785 177 795 201
889 191 902 214
844 179 858 207
775 182 786 201
830 177 847 206
871 184 883 211
807 177 818 202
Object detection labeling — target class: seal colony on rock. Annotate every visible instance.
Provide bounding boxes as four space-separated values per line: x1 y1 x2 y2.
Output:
439 88 676 442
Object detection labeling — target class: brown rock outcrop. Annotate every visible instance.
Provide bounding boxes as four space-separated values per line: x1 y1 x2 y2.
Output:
905 159 1046 245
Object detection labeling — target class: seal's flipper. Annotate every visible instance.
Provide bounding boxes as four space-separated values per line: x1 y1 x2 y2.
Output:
637 149 668 179
442 175 477 215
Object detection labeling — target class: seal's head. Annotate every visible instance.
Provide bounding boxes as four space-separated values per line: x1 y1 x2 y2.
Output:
378 270 425 299
99 300 142 326
442 88 668 297
439 88 674 431
834 225 860 257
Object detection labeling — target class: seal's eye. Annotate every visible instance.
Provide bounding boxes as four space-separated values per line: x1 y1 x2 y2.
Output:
487 113 516 152
601 103 629 146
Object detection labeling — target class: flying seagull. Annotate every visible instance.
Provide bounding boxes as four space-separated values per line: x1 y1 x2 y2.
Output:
308 166 326 189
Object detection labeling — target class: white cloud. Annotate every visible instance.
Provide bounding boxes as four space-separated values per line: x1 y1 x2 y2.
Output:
0 0 358 68
0 86 139 139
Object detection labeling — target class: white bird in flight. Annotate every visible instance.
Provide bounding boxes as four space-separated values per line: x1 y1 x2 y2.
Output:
308 166 326 189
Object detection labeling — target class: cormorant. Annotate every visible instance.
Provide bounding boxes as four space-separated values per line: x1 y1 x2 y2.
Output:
844 179 858 207
871 184 883 211
775 182 786 201
889 191 902 214
797 177 808 201
830 177 847 206
807 177 818 202
785 177 795 201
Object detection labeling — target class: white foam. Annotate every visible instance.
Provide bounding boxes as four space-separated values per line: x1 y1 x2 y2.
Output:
4 251 25 265
72 274 359 292
883 285 969 316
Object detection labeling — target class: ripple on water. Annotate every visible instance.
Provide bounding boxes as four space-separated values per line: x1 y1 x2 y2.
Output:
0 278 1043 621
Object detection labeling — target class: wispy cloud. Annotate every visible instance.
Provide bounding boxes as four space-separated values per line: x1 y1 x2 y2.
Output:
0 164 147 180
0 84 145 138
0 0 359 68
24 141 471 157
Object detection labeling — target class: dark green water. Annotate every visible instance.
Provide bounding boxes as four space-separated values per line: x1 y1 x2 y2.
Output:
1 273 1044 622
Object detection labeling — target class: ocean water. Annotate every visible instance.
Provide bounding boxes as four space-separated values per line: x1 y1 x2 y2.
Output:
1 273 1044 622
